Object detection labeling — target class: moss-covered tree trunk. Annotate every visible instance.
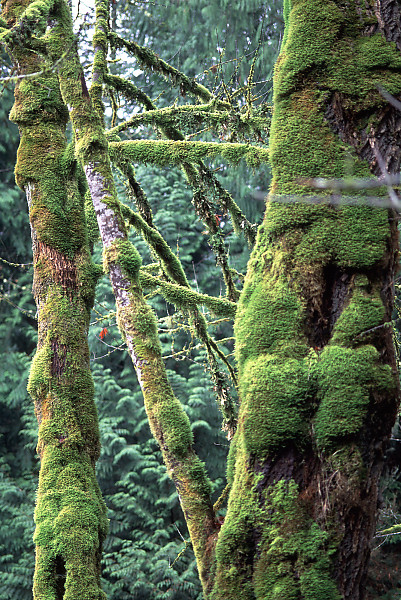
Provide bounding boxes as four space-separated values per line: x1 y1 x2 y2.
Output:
212 0 401 598
1 1 108 598
3 0 401 597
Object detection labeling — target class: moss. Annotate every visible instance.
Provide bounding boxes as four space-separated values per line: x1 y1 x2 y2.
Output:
314 344 395 449
5 15 108 595
84 191 100 245
212 444 259 599
109 139 269 169
235 272 307 371
251 480 340 600
108 31 214 103
139 270 236 317
226 430 239 487
240 355 311 456
331 275 386 346
213 464 340 599
103 238 142 281
229 0 400 595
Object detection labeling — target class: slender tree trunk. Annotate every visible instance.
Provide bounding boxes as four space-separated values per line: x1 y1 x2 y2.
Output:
44 0 219 592
212 1 401 598
1 2 108 598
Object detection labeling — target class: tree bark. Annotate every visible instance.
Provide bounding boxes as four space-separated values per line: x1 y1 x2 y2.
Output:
44 0 219 592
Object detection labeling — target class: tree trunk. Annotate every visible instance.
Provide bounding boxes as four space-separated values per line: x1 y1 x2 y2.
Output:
1 2 108 598
212 0 401 598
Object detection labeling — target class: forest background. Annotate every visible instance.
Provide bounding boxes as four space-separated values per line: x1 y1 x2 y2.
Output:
1 0 401 599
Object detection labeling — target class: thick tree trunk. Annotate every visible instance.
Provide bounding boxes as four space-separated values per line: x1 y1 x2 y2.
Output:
1 2 108 598
212 0 401 599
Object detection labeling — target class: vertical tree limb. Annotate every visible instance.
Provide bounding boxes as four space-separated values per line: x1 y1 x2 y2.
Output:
1 1 108 598
47 0 219 592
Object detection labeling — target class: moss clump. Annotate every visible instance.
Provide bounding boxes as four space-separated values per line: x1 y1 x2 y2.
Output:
331 275 386 346
235 272 307 371
314 344 395 450
252 480 340 600
212 444 259 600
103 238 142 281
213 463 340 600
239 355 310 456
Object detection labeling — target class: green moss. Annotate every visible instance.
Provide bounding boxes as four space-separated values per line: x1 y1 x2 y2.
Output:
252 480 340 600
226 430 239 487
314 344 395 449
110 139 269 169
229 0 399 594
331 275 386 345
139 270 236 317
235 272 307 371
85 191 100 245
213 467 340 599
240 355 311 456
269 0 401 199
103 238 142 281
212 446 259 599
6 24 108 595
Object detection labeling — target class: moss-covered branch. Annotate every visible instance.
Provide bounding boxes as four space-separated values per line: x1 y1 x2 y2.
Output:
106 102 267 139
108 31 216 103
109 139 269 168
118 197 238 434
2 1 108 598
110 155 238 432
90 0 109 117
139 270 237 318
108 92 258 250
104 72 155 110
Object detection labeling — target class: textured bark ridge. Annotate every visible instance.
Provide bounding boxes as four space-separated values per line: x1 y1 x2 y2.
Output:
216 0 401 598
